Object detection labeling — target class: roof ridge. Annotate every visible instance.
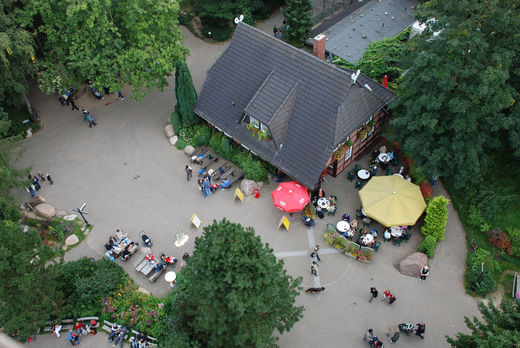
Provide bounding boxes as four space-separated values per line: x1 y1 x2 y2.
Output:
237 23 351 77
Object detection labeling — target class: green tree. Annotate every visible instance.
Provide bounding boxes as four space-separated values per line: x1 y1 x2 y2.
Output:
0 220 62 340
282 0 313 48
26 0 188 100
421 195 449 241
162 219 303 347
446 298 520 347
0 1 36 113
417 235 436 258
174 60 199 126
391 0 520 189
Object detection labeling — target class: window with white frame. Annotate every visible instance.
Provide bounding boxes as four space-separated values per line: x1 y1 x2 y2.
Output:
367 116 375 135
359 126 368 142
249 116 260 128
344 137 352 162
260 123 270 137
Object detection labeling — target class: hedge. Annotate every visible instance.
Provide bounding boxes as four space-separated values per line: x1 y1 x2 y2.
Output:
421 195 449 241
418 235 436 258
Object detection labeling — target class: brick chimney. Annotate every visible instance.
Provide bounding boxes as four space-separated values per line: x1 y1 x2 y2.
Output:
313 34 326 61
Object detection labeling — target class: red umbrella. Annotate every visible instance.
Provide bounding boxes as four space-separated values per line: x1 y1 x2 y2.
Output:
272 181 310 213
382 75 388 88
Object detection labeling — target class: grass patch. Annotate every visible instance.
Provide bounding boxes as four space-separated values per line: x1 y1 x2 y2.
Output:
3 106 40 137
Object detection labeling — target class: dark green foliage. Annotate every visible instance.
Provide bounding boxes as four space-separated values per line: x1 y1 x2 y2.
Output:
466 268 496 297
355 28 410 80
391 0 520 189
466 248 501 296
1 106 39 138
220 136 232 155
174 60 199 126
171 110 183 135
209 132 223 151
192 0 283 41
506 227 520 257
418 235 437 258
0 198 22 221
27 0 188 101
468 249 501 279
282 0 313 48
53 258 127 318
162 219 303 347
193 124 211 147
446 298 520 346
0 220 61 340
175 137 187 150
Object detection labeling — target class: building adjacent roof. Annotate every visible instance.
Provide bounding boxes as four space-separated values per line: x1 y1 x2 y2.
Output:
307 0 417 63
194 23 397 188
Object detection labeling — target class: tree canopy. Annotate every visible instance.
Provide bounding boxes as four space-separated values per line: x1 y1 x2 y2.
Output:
446 298 520 347
391 0 520 188
174 60 199 126
162 219 303 347
26 0 189 100
0 220 62 340
282 0 313 48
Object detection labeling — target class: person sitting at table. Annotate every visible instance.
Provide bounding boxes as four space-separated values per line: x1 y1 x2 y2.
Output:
104 242 113 251
372 149 380 161
405 175 412 182
369 164 377 176
220 177 230 190
154 262 164 272
350 219 358 229
302 216 315 227
311 187 326 206
384 229 391 241
341 213 351 222
327 195 337 206
145 253 154 263
210 182 220 191
379 145 387 153
316 206 324 219
356 209 365 220
388 151 394 161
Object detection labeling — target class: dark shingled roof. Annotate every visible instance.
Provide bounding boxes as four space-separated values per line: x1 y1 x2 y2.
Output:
194 23 397 188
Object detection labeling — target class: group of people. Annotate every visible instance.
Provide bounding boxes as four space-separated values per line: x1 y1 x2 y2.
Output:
197 172 231 198
107 322 150 348
311 187 337 218
369 287 396 305
104 230 137 261
52 320 98 346
26 171 53 202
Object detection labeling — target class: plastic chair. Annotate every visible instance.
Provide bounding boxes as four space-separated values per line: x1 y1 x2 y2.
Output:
347 171 355 182
354 164 362 172
326 223 336 234
393 238 402 247
374 242 381 252
327 205 337 216
355 181 363 189
386 167 393 176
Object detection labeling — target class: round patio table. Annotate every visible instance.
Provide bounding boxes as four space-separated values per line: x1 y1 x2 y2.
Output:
393 173 404 179
360 234 374 245
317 198 330 209
357 170 370 180
336 220 350 233
165 271 176 287
390 226 403 237
378 153 390 163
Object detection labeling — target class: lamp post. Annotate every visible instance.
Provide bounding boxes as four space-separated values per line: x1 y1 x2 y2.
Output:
72 202 90 226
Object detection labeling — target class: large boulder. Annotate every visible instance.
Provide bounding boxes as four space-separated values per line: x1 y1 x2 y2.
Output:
240 179 256 196
398 252 428 278
169 136 178 146
164 123 175 138
184 145 195 156
35 203 56 219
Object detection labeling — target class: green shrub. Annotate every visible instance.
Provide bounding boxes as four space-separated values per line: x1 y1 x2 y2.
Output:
209 132 223 152
466 269 496 297
421 195 449 241
465 205 486 230
221 136 232 155
418 235 437 258
193 124 211 147
170 110 182 134
408 163 427 185
242 156 268 182
467 248 501 279
506 227 520 257
175 138 187 150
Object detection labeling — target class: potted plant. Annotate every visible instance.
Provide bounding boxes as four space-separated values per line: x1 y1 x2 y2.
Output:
344 139 353 148
358 127 368 139
333 145 347 160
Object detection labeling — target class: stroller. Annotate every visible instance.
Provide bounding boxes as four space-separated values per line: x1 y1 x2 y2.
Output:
140 232 153 247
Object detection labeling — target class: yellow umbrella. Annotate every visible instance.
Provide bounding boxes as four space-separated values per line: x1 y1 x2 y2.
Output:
358 175 426 227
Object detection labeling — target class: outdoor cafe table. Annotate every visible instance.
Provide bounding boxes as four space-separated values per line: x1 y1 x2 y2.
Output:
393 173 404 179
165 271 177 287
378 153 390 163
317 198 330 209
390 226 403 238
336 220 351 233
360 234 374 246
357 170 370 180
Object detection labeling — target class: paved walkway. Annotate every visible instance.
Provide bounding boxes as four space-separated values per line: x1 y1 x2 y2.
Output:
21 9 478 348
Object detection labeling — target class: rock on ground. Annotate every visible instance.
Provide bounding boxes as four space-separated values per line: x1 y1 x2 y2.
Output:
240 179 264 196
164 123 175 138
169 136 178 146
184 145 195 156
35 203 56 219
64 234 79 246
398 252 428 278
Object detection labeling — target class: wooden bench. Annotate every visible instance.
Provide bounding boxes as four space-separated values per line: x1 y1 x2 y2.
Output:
135 256 148 272
130 330 158 347
228 169 244 186
214 165 235 182
148 265 166 282
121 243 139 262
44 318 74 332
76 316 100 328
201 154 219 171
